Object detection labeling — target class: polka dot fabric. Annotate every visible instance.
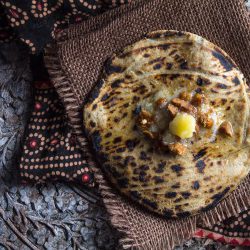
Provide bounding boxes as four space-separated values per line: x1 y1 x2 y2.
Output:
0 4 14 42
0 0 132 53
19 79 94 186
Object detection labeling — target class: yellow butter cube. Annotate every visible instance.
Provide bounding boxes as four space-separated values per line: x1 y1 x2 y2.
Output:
169 113 196 139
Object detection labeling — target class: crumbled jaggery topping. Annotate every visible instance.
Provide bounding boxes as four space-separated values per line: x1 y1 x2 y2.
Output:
192 93 205 106
171 98 197 115
199 113 213 128
137 109 158 139
179 91 191 101
168 142 187 155
140 109 153 120
155 98 167 108
219 121 234 137
136 88 234 156
138 110 153 123
167 103 179 117
136 109 154 131
143 130 157 139
195 124 200 134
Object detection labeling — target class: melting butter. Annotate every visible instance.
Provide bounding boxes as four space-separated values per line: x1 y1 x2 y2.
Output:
169 113 196 139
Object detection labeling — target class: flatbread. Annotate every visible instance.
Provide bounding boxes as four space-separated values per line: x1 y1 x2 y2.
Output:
84 30 250 218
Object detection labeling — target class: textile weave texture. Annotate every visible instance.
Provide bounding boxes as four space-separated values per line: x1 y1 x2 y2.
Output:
3 0 133 187
0 0 132 53
45 0 250 249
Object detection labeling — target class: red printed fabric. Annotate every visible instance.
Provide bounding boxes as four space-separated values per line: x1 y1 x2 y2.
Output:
195 209 250 246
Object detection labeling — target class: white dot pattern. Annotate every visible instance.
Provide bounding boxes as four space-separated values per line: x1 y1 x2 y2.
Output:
19 81 93 186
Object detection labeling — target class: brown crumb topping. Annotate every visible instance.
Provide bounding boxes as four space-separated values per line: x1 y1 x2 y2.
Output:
192 93 205 106
195 124 200 134
171 97 197 115
155 98 167 108
168 143 187 155
219 121 234 137
167 103 178 117
137 110 157 139
199 113 213 128
137 110 154 127
179 91 192 101
143 130 157 139
136 89 234 156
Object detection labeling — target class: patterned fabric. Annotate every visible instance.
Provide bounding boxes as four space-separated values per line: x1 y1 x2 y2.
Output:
20 80 95 185
0 0 132 184
19 55 94 186
195 209 250 246
0 0 131 53
0 0 249 247
0 4 13 42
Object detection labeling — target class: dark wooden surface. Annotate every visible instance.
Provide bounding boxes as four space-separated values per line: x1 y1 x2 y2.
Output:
0 41 119 250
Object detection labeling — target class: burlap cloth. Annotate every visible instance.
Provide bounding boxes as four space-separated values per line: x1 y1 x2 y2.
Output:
45 0 250 249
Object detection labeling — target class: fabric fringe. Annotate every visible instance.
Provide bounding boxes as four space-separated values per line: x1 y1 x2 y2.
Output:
200 174 250 227
44 44 139 249
44 44 87 147
44 41 198 250
45 38 250 250
98 179 138 249
124 217 197 250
